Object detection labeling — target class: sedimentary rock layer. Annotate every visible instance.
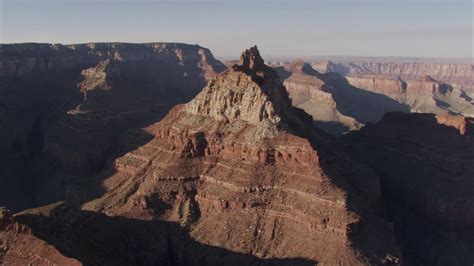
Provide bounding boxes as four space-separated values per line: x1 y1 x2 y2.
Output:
79 46 401 265
276 59 473 134
316 60 473 96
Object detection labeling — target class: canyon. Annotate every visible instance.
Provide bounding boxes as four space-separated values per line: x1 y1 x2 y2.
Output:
314 59 474 97
274 58 473 134
1 46 402 265
0 43 225 211
0 44 472 265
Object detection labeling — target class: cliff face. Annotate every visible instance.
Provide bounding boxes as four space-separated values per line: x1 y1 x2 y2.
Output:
0 42 225 212
0 42 224 79
341 112 474 265
76 47 401 265
318 60 474 96
281 60 361 134
277 60 409 134
345 74 474 117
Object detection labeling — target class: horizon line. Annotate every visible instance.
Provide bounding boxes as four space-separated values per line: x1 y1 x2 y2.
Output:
1 41 472 62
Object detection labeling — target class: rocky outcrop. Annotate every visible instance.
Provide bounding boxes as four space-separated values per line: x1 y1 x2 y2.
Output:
435 112 474 135
81 46 401 265
0 42 225 212
341 112 474 265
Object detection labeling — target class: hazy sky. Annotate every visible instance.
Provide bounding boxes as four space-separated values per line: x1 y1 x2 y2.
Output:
1 0 472 58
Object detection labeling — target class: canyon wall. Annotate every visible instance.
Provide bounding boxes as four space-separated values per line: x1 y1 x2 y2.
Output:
315 60 474 97
274 59 473 134
0 42 225 211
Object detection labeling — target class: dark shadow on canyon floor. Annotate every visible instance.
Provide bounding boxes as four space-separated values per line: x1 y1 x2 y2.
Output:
312 121 350 135
14 203 317 266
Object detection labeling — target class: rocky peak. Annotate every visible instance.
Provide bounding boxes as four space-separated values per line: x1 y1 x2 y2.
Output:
233 45 266 73
186 46 295 126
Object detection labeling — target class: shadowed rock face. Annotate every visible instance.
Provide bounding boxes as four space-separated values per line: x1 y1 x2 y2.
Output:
0 203 318 266
341 112 474 265
78 46 402 265
0 42 226 212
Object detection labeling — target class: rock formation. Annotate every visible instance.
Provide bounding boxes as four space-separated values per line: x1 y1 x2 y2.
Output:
281 60 361 134
341 112 474 265
2 44 471 265
76 46 401 264
0 43 225 212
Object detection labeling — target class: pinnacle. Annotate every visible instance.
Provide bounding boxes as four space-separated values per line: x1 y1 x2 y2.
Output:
233 45 267 72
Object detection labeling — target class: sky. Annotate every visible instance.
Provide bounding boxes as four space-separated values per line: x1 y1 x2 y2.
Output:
0 0 472 58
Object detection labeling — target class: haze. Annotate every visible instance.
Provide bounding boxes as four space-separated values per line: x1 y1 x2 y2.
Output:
1 0 472 58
